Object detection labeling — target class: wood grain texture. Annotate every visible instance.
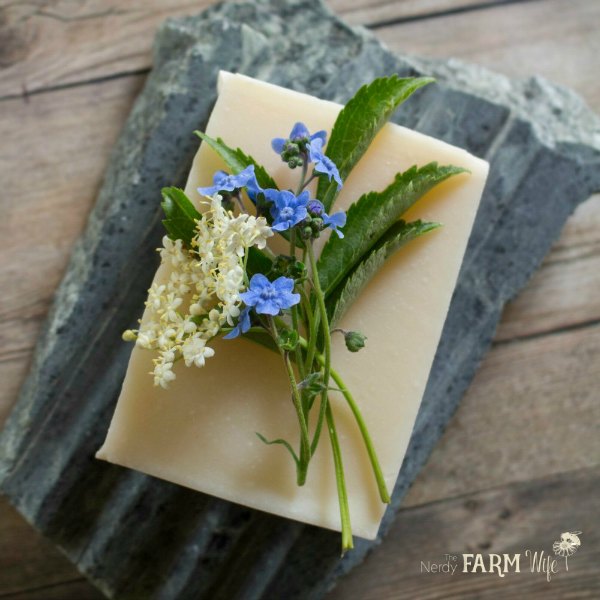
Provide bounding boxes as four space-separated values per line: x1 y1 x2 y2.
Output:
328 0 502 26
329 467 600 599
0 0 598 598
0 0 493 97
0 1 214 97
377 0 600 109
0 497 87 596
403 321 600 508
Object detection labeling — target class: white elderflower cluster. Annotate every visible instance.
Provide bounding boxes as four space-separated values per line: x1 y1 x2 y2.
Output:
124 194 272 388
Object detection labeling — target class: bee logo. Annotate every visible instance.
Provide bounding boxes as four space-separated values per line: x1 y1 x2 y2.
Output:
552 531 582 571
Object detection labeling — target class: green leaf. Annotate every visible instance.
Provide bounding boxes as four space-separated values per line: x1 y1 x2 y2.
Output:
194 131 278 191
317 75 435 211
246 246 273 277
242 330 279 353
317 162 467 295
161 187 201 246
256 432 299 466
327 220 441 326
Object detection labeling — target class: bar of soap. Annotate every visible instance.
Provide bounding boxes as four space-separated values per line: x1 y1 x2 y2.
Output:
96 72 489 539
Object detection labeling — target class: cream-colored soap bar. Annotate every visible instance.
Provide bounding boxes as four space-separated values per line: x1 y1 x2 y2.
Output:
97 71 489 539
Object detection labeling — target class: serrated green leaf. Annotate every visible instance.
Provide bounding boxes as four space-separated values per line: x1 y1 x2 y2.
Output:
194 131 278 191
161 187 201 246
327 220 441 325
317 75 435 211
318 162 466 295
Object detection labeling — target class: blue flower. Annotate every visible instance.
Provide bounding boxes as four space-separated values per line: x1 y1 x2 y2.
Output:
223 307 251 339
197 165 262 199
271 122 327 155
323 210 347 238
264 189 309 232
240 274 300 316
307 199 346 238
308 138 343 190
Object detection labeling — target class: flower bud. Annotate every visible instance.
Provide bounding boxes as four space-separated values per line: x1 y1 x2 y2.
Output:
307 200 324 217
344 330 367 353
300 225 313 240
122 329 137 342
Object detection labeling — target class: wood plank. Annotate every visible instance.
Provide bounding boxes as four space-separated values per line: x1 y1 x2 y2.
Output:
0 497 88 596
403 321 600 508
328 0 501 26
0 0 216 97
2 0 594 106
329 467 600 599
377 0 600 109
0 0 491 97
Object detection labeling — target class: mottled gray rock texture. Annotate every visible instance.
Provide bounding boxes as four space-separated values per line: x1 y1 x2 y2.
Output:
1 1 599 598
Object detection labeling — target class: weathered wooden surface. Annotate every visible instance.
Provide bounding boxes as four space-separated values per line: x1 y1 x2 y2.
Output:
0 0 598 598
331 467 600 599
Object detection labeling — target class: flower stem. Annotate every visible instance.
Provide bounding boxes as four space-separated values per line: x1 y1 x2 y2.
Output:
328 366 391 504
297 337 391 504
296 161 309 196
289 230 306 385
306 243 332 455
325 403 353 554
269 317 310 486
301 173 318 191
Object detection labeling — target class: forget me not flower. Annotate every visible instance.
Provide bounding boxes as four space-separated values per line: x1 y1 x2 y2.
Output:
307 199 347 238
198 165 263 200
223 306 251 339
308 138 343 190
264 189 309 232
271 122 327 155
240 274 300 316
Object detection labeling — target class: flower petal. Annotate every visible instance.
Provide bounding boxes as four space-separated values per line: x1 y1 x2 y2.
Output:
310 130 327 145
271 137 286 154
272 276 295 293
289 122 310 140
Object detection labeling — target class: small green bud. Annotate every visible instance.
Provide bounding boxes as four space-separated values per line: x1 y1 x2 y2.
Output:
300 225 313 240
278 329 299 352
344 330 367 353
290 260 307 281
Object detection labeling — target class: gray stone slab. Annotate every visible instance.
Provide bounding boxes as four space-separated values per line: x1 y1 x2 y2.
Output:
1 0 599 598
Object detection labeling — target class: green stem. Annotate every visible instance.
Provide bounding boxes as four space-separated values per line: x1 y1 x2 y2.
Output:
329 367 391 504
289 231 306 385
269 318 310 486
301 172 318 191
325 404 353 553
298 338 391 504
296 161 309 195
306 243 332 455
304 308 320 376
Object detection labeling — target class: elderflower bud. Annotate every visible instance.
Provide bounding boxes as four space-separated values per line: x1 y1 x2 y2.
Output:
122 329 137 342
